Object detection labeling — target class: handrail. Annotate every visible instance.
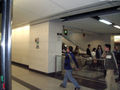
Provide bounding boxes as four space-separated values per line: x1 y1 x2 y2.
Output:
62 35 85 51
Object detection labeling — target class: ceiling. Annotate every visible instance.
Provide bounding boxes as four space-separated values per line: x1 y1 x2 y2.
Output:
13 0 118 27
63 12 120 34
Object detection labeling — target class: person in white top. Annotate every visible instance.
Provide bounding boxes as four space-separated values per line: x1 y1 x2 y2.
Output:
91 48 96 59
91 48 97 67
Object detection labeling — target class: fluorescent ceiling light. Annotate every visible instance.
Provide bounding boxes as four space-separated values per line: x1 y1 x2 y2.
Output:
99 19 112 25
114 25 120 29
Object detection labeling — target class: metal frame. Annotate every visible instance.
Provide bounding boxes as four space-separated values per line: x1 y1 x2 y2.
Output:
1 0 13 90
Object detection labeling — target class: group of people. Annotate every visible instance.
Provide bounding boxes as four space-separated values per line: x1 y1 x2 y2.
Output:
87 44 120 90
60 43 120 90
86 44 103 59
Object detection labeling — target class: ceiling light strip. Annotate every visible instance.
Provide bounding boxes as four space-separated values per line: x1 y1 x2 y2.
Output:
99 19 112 25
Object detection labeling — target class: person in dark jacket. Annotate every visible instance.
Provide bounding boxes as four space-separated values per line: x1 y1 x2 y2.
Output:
86 44 91 57
96 45 103 59
104 44 118 90
96 45 103 68
113 46 120 82
60 46 80 90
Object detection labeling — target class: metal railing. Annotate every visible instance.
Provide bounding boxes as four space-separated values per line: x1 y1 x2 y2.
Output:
62 35 84 51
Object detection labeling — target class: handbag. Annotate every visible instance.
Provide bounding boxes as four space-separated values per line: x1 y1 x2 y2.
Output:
68 54 75 69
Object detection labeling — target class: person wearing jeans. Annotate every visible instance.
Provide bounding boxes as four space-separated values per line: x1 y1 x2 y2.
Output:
104 44 118 90
60 46 80 90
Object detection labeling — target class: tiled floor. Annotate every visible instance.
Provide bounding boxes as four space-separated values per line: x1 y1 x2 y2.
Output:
12 65 94 90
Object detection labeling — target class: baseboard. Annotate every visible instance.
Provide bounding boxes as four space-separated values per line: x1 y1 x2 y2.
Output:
12 61 58 77
12 61 29 69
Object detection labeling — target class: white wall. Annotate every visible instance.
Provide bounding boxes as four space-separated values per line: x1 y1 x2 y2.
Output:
29 22 49 73
29 21 62 73
12 21 62 73
63 32 111 51
48 20 62 73
12 25 30 65
111 35 114 51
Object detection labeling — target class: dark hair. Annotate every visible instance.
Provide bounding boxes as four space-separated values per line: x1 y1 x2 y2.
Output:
92 48 96 51
98 45 101 48
88 44 91 47
105 44 111 50
75 46 79 50
69 46 73 52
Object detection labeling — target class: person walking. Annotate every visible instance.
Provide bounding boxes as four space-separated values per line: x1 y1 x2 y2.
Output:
104 44 118 90
60 46 80 90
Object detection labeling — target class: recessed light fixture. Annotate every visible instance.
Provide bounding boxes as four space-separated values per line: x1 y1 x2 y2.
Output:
99 19 112 25
114 25 120 29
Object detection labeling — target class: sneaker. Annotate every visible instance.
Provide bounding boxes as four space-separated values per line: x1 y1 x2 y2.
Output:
59 84 66 88
75 87 80 90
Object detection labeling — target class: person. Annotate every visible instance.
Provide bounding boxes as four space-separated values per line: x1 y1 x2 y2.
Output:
96 45 103 69
113 46 120 82
91 48 96 59
60 46 80 90
86 44 91 57
104 44 118 90
62 43 67 53
74 46 80 56
96 45 103 59
91 48 97 68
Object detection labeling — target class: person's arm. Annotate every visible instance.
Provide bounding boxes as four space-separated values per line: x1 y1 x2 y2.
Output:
70 53 79 68
112 52 118 70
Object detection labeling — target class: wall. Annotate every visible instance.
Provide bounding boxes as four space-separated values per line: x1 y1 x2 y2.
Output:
48 20 62 73
12 21 62 73
29 22 49 73
111 35 114 51
63 32 111 51
12 25 30 65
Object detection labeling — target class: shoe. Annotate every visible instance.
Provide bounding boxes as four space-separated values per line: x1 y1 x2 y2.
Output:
75 87 80 90
59 84 66 88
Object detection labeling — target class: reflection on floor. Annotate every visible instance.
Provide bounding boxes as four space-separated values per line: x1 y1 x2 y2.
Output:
73 66 104 80
12 76 40 90
12 65 94 90
12 80 29 90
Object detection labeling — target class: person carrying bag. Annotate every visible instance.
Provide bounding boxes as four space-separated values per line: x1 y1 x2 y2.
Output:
60 46 80 90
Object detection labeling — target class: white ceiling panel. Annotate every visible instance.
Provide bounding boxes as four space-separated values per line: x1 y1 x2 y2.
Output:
13 0 65 25
13 0 104 26
50 0 101 10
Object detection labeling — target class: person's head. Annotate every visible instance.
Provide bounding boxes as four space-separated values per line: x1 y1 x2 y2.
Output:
75 46 79 50
97 45 102 49
104 44 111 52
67 46 73 53
114 46 118 51
88 44 91 48
92 48 96 51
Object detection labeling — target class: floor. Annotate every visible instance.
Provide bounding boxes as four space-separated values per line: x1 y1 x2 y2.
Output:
12 65 95 90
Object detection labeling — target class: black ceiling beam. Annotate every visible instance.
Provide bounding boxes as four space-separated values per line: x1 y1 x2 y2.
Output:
61 5 120 22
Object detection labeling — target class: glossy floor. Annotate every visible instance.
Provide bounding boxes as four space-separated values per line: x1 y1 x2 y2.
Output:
12 65 94 90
